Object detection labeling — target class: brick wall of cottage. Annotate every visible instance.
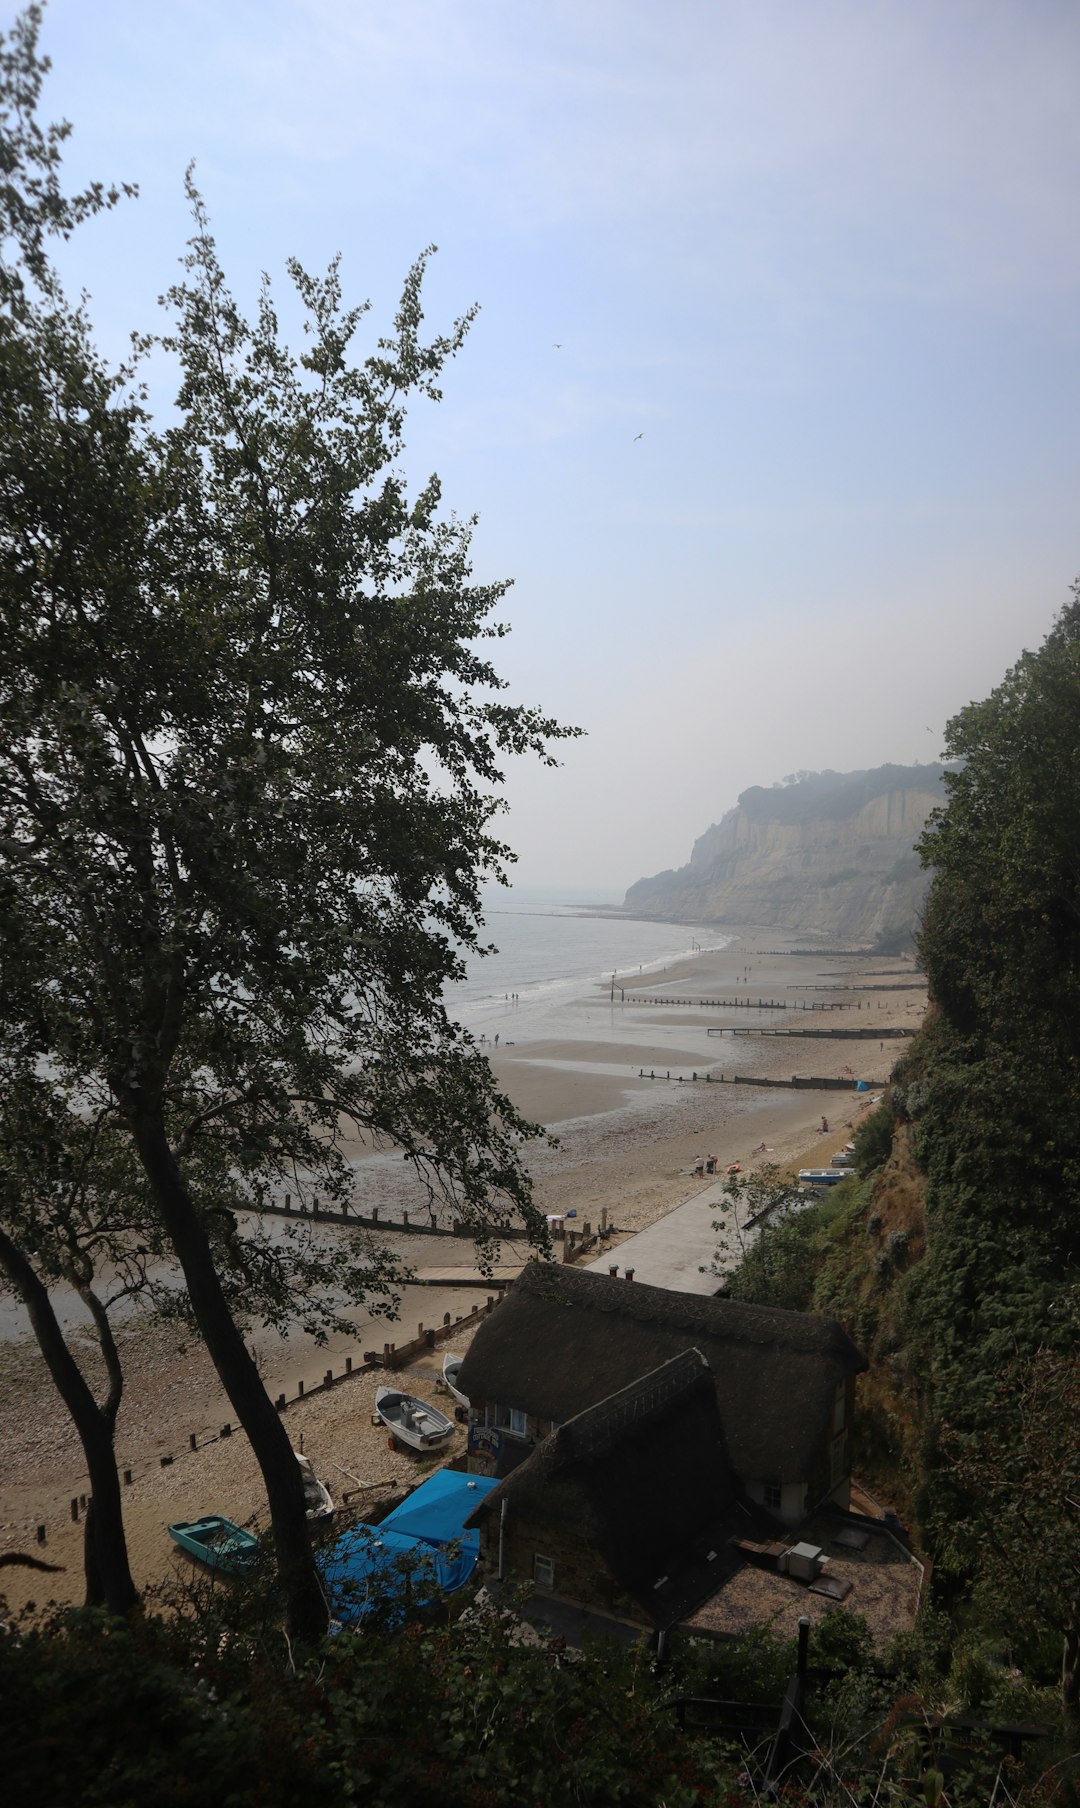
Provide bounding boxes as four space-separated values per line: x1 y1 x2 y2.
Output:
476 1507 647 1627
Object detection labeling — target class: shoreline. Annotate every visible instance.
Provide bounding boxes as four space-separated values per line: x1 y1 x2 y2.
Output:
0 927 925 1612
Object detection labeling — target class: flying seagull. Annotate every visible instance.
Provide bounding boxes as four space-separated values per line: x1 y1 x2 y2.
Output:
552 342 562 348
633 432 644 441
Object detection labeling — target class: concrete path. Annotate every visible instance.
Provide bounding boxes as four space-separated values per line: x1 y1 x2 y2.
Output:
584 1176 740 1295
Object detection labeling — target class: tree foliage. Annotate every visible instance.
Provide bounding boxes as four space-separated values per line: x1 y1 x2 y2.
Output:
944 1341 1080 1713
0 5 576 1632
709 1163 838 1312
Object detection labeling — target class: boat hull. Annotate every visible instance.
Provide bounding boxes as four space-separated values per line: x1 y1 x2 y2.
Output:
167 1516 259 1574
441 1353 470 1409
375 1386 456 1451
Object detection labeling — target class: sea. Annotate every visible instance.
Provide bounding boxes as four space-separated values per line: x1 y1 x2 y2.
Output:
450 895 730 1041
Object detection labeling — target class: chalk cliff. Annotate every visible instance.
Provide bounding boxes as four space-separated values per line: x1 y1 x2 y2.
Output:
624 765 947 946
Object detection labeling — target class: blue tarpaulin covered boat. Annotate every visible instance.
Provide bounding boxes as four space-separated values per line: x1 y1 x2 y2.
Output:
319 1469 498 1625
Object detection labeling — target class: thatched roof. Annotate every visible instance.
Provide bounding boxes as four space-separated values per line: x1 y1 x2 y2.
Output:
457 1262 866 1478
467 1348 770 1627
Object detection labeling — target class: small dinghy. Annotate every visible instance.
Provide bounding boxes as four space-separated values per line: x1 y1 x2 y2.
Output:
167 1515 259 1574
296 1451 334 1522
440 1352 469 1409
375 1386 456 1451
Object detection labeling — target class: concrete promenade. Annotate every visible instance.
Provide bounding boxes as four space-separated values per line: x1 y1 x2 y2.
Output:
584 1175 737 1295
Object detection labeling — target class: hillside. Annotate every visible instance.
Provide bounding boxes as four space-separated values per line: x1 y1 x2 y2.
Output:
625 763 947 944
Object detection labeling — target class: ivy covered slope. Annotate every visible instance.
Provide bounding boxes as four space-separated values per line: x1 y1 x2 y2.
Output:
725 595 1080 1701
892 592 1080 1505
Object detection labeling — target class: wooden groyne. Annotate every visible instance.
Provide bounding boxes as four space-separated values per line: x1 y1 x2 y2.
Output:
636 1069 885 1091
254 1195 533 1239
622 994 857 1010
706 1025 915 1040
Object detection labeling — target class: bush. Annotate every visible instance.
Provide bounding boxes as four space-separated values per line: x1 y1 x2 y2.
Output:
853 1099 896 1176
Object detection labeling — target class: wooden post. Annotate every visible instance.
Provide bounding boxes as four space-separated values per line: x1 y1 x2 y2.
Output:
345 1356 353 1374
36 1524 46 1545
297 1380 304 1397
189 1432 197 1451
70 1498 79 1522
324 1368 333 1387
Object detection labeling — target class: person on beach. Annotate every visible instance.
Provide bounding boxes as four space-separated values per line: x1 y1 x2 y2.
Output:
705 1154 717 1174
820 1116 829 1134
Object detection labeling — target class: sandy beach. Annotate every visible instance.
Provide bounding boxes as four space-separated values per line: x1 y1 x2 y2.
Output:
0 926 924 1614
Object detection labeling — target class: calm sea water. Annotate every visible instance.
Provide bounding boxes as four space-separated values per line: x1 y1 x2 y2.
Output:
449 900 731 1038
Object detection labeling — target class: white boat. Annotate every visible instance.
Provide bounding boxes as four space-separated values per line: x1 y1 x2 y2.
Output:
374 1386 456 1451
441 1352 469 1409
296 1451 334 1521
798 1167 849 1188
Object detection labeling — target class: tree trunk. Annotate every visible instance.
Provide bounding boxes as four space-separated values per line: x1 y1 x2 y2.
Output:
83 1500 103 1607
128 1110 327 1641
0 1228 137 1616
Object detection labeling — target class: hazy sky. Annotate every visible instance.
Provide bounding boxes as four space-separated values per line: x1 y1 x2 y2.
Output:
26 0 1080 899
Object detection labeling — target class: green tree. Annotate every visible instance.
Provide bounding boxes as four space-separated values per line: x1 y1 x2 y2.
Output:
0 8 576 1636
0 1074 149 1615
945 1343 1080 1716
707 1163 824 1311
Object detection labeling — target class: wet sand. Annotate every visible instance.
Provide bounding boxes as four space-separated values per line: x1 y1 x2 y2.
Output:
0 927 924 1612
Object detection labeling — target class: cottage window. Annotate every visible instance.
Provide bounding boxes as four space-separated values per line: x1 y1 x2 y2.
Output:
485 1402 529 1438
762 1478 782 1511
534 1554 555 1588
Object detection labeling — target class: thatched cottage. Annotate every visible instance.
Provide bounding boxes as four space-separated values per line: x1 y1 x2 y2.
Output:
456 1263 867 1526
464 1346 778 1628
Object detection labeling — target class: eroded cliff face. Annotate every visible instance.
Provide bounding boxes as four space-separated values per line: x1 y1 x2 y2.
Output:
625 767 944 943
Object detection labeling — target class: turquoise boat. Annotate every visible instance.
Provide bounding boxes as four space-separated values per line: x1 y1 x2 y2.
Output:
167 1515 259 1574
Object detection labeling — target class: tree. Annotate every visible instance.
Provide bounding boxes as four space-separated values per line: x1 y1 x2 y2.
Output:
0 1073 151 1615
0 8 576 1636
706 1163 823 1311
918 593 1080 1077
945 1342 1080 1715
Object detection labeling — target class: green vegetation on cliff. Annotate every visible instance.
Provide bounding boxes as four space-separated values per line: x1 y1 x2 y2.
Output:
721 593 1080 1719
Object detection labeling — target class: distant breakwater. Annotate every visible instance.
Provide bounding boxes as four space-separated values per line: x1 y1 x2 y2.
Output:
637 1069 885 1091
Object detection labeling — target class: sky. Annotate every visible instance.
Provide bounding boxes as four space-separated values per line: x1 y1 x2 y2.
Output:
20 0 1080 900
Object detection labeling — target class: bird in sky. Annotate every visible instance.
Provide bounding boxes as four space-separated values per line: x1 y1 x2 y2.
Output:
552 342 562 348
633 432 644 441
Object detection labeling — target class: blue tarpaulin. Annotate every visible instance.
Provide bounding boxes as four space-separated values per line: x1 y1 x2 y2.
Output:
319 1469 498 1625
